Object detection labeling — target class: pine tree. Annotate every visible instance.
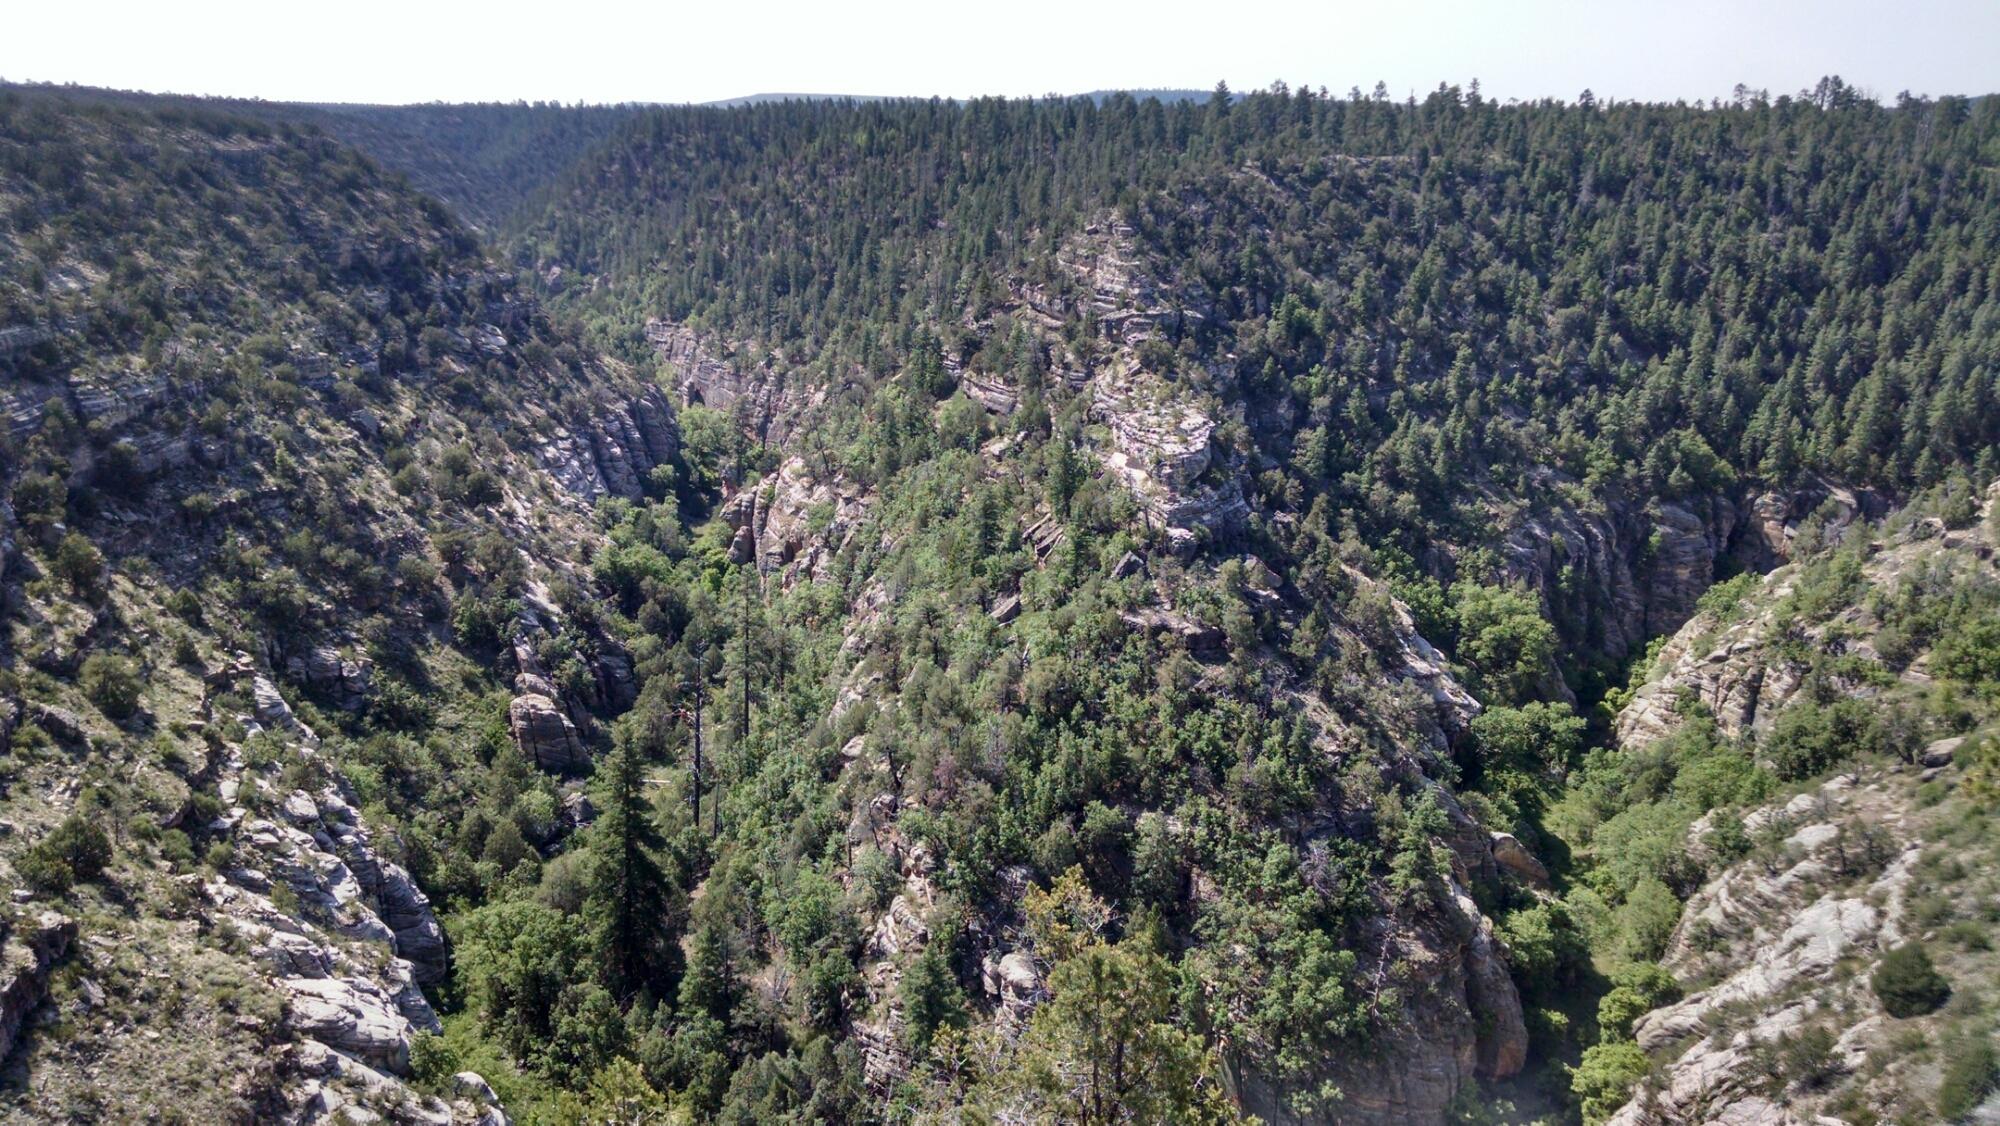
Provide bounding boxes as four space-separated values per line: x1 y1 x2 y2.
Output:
588 740 677 1002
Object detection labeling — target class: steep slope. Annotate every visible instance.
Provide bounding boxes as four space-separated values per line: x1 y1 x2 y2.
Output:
7 80 2000 1126
0 88 671 1123
466 85 2000 1124
1574 486 2000 1125
514 84 2000 703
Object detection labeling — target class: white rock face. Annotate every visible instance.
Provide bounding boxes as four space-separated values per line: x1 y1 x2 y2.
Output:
755 455 871 585
531 386 681 505
251 675 319 746
277 976 417 1075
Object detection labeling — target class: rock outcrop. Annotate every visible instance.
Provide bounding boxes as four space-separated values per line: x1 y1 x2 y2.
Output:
1233 884 1528 1125
752 456 871 585
0 910 75 1063
277 975 424 1075
532 386 680 505
285 644 375 711
509 693 588 771
1090 372 1249 534
1605 775 1923 1126
251 675 319 746
647 319 752 407
1599 486 2000 1126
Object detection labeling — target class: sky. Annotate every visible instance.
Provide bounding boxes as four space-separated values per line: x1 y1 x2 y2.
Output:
6 0 1998 108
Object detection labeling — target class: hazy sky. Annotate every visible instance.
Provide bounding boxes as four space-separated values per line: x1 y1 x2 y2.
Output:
7 0 1997 107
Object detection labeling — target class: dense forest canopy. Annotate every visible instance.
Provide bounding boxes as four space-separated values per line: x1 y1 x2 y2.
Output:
523 80 2000 498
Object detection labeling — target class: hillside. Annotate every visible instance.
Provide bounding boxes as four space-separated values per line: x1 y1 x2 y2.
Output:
1575 485 2000 1125
0 80 1999 1126
0 87 671 1122
511 83 2000 695
0 84 646 232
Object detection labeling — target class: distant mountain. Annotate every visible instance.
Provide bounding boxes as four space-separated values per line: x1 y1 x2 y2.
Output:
1075 87 1219 103
700 92 898 107
706 89 1224 108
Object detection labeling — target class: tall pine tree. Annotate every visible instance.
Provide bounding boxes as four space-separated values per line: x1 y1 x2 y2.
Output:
588 739 677 1003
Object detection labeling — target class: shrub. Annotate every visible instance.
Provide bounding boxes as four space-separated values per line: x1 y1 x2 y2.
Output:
1764 699 1877 781
79 653 142 720
1937 1040 1999 1121
14 472 67 531
18 814 114 893
1498 900 1590 1003
901 930 967 1053
1750 1024 1840 1094
1451 582 1557 705
1935 617 2000 687
1572 1040 1651 1125
1597 963 1683 1041
164 587 202 621
1616 877 1684 962
157 829 196 869
1872 942 1951 1018
51 532 107 602
452 594 519 650
408 1030 461 1091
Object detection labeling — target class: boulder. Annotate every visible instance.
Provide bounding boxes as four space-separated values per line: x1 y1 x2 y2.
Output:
1489 832 1551 887
30 703 87 746
560 791 597 834
252 675 318 746
1922 736 1962 769
278 976 416 1075
509 693 587 772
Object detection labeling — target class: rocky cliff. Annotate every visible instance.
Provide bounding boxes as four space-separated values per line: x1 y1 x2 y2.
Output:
0 93 668 1124
1598 487 2000 1126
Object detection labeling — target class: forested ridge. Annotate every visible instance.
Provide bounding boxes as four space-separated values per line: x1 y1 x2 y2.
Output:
524 80 2000 500
2 79 2000 1126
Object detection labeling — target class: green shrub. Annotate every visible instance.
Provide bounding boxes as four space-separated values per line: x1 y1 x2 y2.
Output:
157 829 196 869
1872 943 1951 1018
1597 963 1683 1041
1935 617 2000 687
79 653 142 720
1616 877 1684 962
13 472 67 531
1764 699 1878 781
1572 1040 1651 1125
408 1030 461 1091
51 533 107 602
900 931 967 1053
1451 582 1557 705
1937 1040 1999 1121
1498 900 1589 1003
164 588 203 621
1750 1024 1840 1094
18 814 114 893
452 594 519 650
